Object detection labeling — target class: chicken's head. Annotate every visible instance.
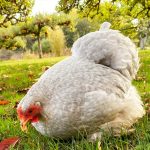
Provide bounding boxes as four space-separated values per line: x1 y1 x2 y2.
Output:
17 102 42 132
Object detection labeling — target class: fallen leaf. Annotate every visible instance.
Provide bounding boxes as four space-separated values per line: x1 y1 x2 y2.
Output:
0 137 20 150
0 100 10 105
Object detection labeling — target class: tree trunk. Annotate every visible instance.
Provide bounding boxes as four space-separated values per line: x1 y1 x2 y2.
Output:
37 34 43 58
139 34 147 50
37 25 43 58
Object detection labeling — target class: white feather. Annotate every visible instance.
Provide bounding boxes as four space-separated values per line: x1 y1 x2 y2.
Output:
18 22 145 139
100 22 111 30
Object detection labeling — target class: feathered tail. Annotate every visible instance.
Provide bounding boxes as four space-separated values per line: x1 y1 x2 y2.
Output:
71 22 139 80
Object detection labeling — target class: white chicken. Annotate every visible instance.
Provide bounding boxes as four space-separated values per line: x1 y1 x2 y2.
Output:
17 22 145 141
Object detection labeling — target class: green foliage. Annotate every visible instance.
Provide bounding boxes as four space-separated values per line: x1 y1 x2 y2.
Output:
59 9 99 48
138 19 150 37
41 39 52 53
25 35 36 50
47 26 66 56
119 0 150 19
32 39 52 54
14 37 26 50
57 0 79 13
0 26 26 50
63 26 77 47
75 18 91 37
0 0 34 27
57 0 150 19
57 0 150 48
0 13 71 58
75 18 99 36
62 17 99 47
67 9 79 31
32 41 40 52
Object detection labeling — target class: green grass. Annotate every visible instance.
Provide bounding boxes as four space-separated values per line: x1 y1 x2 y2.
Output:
0 52 150 150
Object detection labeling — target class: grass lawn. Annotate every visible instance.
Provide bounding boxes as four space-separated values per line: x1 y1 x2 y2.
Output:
0 51 150 150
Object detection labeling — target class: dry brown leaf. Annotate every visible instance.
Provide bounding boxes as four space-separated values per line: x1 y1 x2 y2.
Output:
0 100 10 105
0 137 20 150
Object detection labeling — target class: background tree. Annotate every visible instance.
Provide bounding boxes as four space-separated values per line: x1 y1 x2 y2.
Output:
137 19 150 49
32 39 52 54
0 0 34 27
57 0 149 19
57 0 150 48
75 18 91 37
63 26 77 48
46 26 66 56
75 18 99 35
0 14 71 58
25 35 36 52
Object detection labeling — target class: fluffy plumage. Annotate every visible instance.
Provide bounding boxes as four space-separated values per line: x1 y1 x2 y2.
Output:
17 22 145 140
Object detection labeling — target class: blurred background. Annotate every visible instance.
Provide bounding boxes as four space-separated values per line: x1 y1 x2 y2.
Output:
0 0 149 60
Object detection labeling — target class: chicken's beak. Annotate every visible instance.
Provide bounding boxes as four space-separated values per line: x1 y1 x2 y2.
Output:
20 118 30 132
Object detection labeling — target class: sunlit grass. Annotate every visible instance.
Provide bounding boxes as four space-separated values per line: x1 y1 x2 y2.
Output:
0 52 150 150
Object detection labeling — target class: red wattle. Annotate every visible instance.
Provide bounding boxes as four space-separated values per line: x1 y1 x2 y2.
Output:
31 116 39 123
